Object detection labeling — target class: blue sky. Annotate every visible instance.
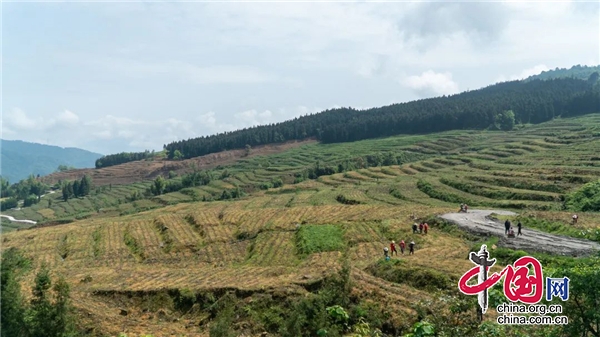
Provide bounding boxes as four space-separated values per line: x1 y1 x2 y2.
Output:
2 1 599 155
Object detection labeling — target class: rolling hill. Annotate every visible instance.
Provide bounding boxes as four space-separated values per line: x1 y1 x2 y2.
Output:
2 114 600 337
0 139 103 183
91 66 600 170
2 69 600 337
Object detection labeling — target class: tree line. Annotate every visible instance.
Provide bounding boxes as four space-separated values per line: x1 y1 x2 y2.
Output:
163 76 599 160
91 74 599 166
0 175 94 211
94 150 155 168
525 64 600 82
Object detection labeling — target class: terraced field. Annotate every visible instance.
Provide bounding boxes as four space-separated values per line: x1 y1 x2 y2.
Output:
3 114 600 336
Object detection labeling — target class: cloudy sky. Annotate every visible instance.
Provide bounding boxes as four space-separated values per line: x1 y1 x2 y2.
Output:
2 1 599 155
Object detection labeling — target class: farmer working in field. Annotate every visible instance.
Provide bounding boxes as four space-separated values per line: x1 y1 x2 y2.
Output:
423 222 429 234
572 214 578 225
418 222 424 234
412 223 418 234
517 221 522 236
504 219 511 235
383 246 389 258
390 241 398 256
399 240 406 254
409 241 415 255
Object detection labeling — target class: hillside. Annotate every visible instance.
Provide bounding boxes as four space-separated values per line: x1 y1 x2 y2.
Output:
85 76 600 170
2 114 600 336
38 139 316 187
525 64 600 82
5 114 600 227
163 76 599 159
0 139 103 183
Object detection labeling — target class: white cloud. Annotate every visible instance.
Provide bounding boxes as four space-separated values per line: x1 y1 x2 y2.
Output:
49 3 599 91
3 108 81 131
234 109 268 127
402 70 459 97
232 106 325 128
56 110 80 126
92 130 112 139
59 54 279 85
1 105 328 153
496 64 550 82
515 64 550 80
4 2 598 154
8 108 42 130
196 112 217 128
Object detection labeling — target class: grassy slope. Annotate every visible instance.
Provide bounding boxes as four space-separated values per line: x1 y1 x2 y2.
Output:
7 114 600 229
2 114 600 336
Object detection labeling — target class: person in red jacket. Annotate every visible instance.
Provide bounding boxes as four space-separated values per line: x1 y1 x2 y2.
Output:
423 223 429 234
399 240 406 255
390 241 398 256
418 222 424 234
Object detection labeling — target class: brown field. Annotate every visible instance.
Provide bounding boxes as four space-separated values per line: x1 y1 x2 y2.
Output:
2 199 463 336
40 139 317 187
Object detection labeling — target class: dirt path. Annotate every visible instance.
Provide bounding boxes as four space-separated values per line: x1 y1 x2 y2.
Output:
439 209 600 257
0 214 37 225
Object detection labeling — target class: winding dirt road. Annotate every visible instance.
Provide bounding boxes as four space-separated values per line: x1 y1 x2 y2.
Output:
439 209 600 257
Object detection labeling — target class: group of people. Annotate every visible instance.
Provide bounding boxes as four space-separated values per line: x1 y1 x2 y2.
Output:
382 208 581 262
412 222 429 234
504 215 580 237
504 219 522 237
382 221 430 259
384 240 415 259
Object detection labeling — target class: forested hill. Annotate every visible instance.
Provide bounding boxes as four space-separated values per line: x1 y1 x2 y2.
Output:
525 64 600 82
163 75 599 160
0 140 102 183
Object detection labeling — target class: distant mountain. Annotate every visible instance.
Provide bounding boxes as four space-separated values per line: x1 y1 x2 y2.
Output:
0 140 103 183
525 65 600 82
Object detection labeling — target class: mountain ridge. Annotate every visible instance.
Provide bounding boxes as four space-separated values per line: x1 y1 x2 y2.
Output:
1 139 103 183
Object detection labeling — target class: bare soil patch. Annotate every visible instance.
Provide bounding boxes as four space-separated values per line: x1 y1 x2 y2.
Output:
40 139 317 186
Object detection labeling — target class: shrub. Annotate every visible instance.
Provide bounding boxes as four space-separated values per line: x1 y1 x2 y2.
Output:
564 179 600 211
24 194 40 207
336 194 362 205
0 197 18 211
272 178 284 188
260 182 273 190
